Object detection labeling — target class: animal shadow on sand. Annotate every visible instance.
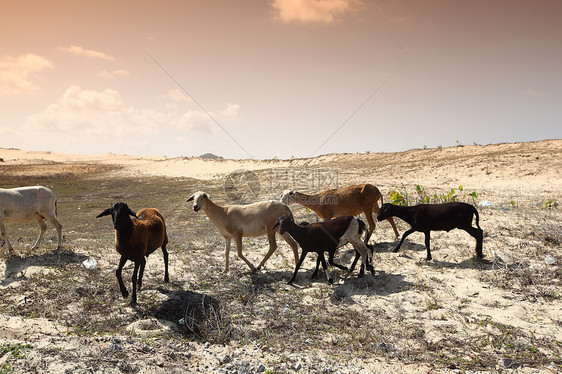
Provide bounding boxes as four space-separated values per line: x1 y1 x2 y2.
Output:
418 257 493 270
375 240 492 270
2 250 89 284
374 239 425 253
330 271 413 304
149 287 224 339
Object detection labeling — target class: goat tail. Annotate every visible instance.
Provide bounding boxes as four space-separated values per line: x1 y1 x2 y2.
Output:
473 206 481 229
357 218 367 236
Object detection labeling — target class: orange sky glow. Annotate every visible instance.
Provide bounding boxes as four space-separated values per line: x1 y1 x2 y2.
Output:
1 0 561 158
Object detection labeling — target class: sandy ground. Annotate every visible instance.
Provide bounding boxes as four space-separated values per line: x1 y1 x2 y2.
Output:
0 140 561 373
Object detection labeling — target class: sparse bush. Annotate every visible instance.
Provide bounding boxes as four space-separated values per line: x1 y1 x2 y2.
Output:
543 200 559 209
389 184 479 206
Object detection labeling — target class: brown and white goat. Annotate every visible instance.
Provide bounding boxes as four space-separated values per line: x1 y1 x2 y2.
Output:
274 214 374 284
281 183 399 244
97 202 169 306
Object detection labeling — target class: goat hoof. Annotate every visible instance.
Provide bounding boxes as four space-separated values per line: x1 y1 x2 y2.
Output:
392 248 400 253
328 278 334 284
164 276 170 282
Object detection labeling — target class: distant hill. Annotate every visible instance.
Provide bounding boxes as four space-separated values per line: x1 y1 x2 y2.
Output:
199 153 222 160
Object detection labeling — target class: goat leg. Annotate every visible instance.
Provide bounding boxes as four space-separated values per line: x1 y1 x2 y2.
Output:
130 260 143 306
393 228 416 253
476 229 484 259
328 251 348 271
424 231 432 260
311 255 321 278
0 221 15 256
116 256 129 299
235 236 257 272
162 242 170 282
348 251 361 275
257 231 278 270
465 226 484 259
32 215 47 250
223 238 231 273
288 251 308 285
137 258 146 290
318 253 333 284
349 243 374 275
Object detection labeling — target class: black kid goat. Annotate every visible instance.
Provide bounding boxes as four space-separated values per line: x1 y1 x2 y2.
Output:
274 214 373 284
376 202 483 261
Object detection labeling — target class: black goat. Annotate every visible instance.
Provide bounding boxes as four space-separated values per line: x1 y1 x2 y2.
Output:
97 202 169 306
274 215 373 284
376 202 483 261
299 220 375 275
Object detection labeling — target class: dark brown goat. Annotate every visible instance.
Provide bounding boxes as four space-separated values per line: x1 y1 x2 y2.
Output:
97 202 169 306
274 215 373 284
376 202 483 261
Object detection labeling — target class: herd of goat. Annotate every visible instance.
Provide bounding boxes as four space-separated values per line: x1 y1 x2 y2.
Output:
1 184 484 305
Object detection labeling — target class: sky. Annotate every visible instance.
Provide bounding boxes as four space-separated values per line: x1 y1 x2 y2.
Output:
1 0 561 159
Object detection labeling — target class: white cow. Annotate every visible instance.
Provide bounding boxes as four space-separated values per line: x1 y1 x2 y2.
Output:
0 186 63 255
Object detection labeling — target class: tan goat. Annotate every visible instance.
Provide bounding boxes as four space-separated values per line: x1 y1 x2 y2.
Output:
186 192 299 273
281 183 399 244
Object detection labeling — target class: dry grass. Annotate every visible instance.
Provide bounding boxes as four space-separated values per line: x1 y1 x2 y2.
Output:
0 160 561 373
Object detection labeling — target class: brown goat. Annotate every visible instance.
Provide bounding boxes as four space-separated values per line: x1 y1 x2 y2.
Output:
281 183 399 244
97 202 169 306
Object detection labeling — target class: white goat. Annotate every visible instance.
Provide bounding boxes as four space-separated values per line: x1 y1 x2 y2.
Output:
186 191 299 273
0 186 63 256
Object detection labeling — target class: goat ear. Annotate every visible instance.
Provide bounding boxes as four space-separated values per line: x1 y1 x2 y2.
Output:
186 195 194 202
96 209 111 218
128 208 138 218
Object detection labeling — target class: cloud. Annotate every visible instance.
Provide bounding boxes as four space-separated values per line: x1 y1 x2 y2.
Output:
220 104 241 120
0 54 53 96
271 0 362 24
97 69 130 79
23 85 239 141
58 45 114 61
523 90 545 97
166 89 192 103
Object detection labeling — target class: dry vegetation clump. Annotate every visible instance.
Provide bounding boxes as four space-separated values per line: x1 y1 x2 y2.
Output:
0 162 119 182
479 208 562 301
